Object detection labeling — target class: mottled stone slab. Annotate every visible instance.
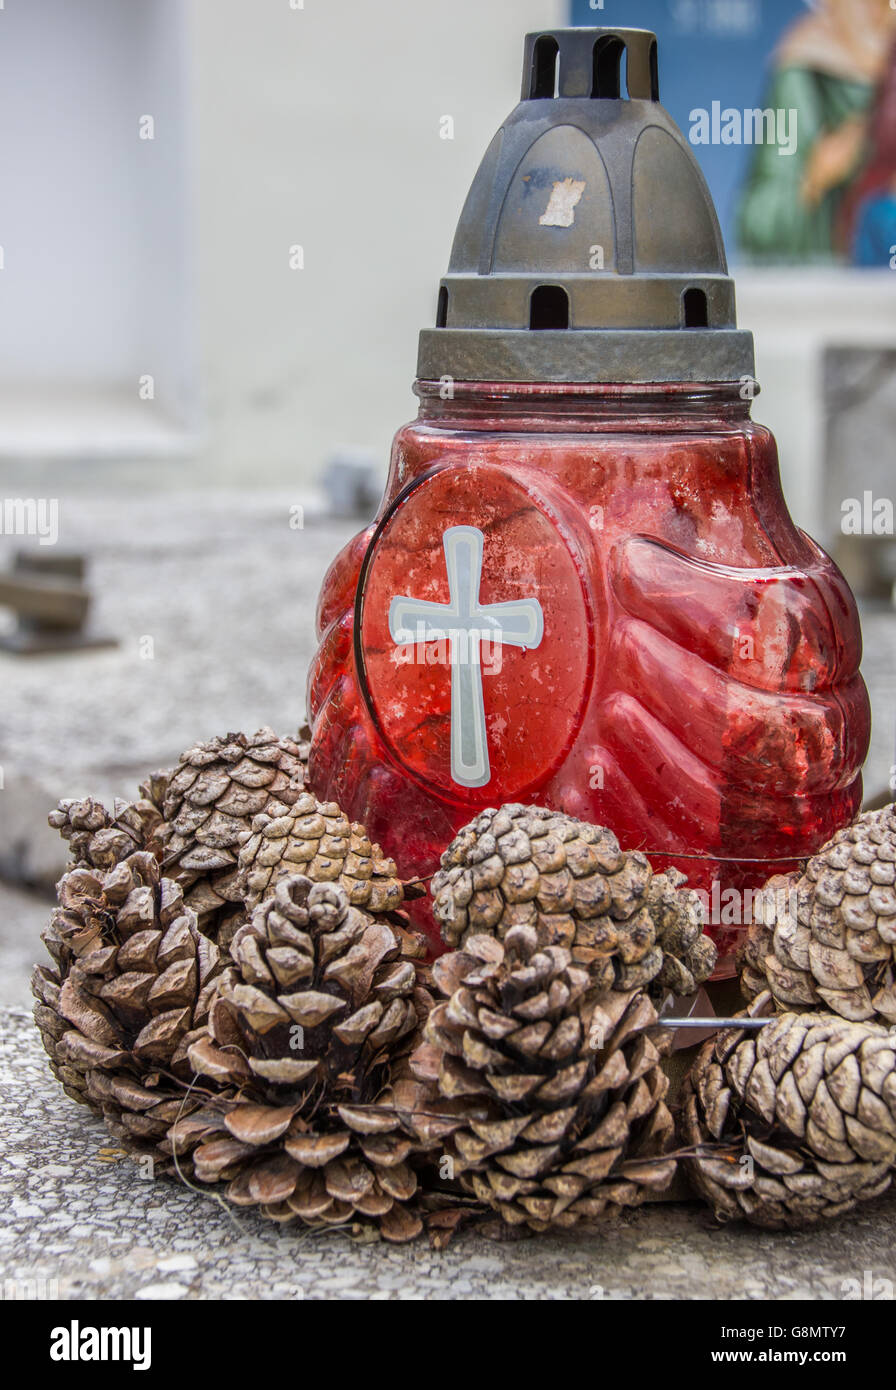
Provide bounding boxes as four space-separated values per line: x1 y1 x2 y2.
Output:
2 1006 896 1301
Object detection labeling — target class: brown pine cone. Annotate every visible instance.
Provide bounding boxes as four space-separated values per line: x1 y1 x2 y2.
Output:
47 727 312 950
682 1001 896 1228
237 792 409 918
410 926 675 1232
431 804 715 998
180 874 433 1241
739 804 896 1024
159 727 310 946
644 866 717 996
31 852 224 1171
48 795 166 873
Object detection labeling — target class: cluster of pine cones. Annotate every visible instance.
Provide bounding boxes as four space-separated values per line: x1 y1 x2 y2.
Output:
31 727 896 1242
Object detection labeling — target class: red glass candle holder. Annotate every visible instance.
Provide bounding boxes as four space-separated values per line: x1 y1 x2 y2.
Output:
307 27 871 973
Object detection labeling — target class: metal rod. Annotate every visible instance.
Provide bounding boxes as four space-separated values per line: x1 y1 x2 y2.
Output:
658 1016 773 1030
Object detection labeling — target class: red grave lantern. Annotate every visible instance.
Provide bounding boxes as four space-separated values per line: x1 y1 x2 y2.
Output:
307 27 871 973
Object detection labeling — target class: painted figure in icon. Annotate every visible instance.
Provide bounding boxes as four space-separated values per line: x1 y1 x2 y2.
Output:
738 0 896 264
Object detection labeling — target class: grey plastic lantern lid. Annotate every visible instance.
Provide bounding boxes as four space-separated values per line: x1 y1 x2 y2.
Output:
417 26 755 385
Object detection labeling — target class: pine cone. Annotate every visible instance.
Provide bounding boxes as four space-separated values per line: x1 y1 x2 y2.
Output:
237 793 409 920
31 852 223 1170
180 874 433 1241
47 728 312 950
431 805 715 998
48 795 166 872
682 1003 896 1228
740 804 896 1024
410 926 676 1232
644 866 717 996
159 727 310 946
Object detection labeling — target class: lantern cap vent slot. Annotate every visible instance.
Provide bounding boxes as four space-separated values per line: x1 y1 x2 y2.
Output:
524 27 659 102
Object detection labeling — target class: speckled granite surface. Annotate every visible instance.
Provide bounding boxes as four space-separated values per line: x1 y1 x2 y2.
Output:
2 1005 895 1301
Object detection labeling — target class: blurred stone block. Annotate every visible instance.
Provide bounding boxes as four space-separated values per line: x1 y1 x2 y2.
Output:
0 553 116 654
0 766 152 897
0 774 68 895
321 449 382 519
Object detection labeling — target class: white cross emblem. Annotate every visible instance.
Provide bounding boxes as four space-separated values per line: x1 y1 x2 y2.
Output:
388 525 544 787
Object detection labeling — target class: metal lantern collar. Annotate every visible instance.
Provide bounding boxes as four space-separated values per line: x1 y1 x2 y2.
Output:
417 26 755 386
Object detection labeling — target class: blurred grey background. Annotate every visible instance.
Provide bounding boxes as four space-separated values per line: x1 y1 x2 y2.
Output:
0 0 566 483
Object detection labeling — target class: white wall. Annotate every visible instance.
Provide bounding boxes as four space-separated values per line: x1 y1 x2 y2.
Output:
0 0 199 456
188 0 565 487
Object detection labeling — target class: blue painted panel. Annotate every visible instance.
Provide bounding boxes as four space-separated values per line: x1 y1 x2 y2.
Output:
569 0 808 259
